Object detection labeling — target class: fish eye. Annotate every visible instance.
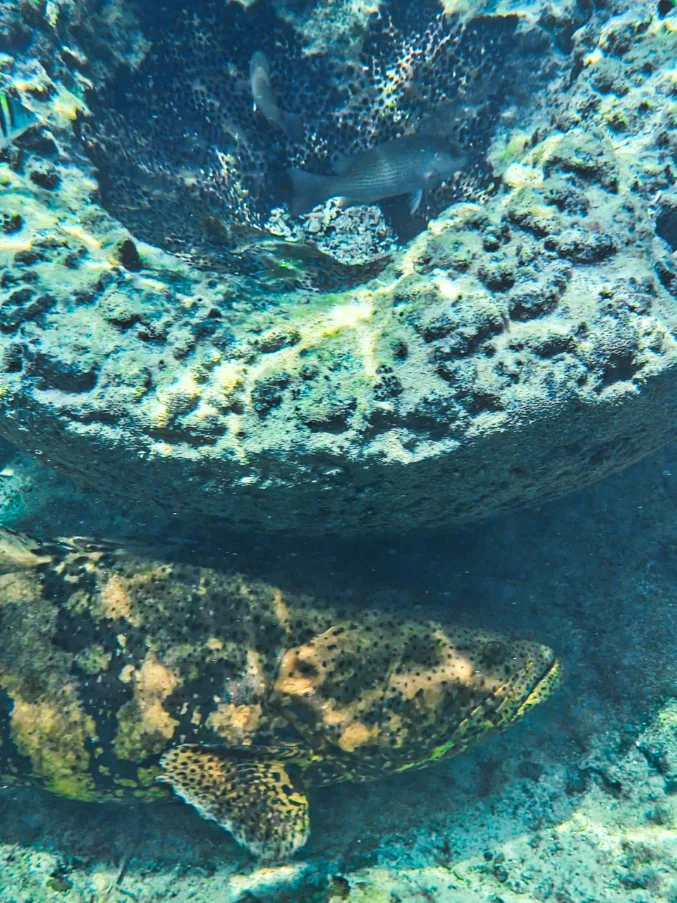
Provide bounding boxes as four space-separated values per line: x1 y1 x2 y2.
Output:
483 641 508 665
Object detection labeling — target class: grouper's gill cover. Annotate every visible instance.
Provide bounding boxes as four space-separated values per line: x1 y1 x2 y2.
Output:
0 529 560 862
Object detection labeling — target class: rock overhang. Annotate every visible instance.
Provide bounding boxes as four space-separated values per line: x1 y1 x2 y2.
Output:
0 0 675 534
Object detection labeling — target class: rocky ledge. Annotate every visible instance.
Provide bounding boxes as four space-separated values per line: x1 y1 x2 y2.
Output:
0 1 675 534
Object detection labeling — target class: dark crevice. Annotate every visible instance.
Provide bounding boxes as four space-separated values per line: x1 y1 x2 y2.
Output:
78 0 560 277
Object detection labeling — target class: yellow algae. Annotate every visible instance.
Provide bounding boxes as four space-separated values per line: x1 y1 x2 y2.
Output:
206 703 263 744
193 401 220 422
584 47 604 66
113 653 180 760
224 413 250 464
275 671 314 698
66 172 99 196
0 235 33 254
152 441 176 457
168 371 199 398
134 785 166 800
323 708 349 728
505 131 532 156
503 162 543 188
400 233 431 276
115 777 139 789
138 655 179 697
58 220 102 250
0 572 45 605
99 573 139 625
519 202 556 222
214 361 245 392
434 274 462 302
338 722 377 753
137 765 163 787
148 400 170 429
321 299 373 337
51 84 89 124
176 293 199 310
374 431 417 464
530 132 566 166
489 131 532 173
133 275 170 293
62 588 94 614
74 644 113 675
272 588 291 632
10 696 97 800
119 664 135 683
243 647 268 698
356 328 378 380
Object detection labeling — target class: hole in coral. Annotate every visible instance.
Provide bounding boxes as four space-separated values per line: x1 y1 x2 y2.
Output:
79 0 560 286
656 202 677 252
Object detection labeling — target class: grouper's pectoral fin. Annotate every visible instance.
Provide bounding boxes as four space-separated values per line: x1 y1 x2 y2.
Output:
159 745 310 862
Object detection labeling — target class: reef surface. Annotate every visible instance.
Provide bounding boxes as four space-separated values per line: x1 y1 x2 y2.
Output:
0 0 675 536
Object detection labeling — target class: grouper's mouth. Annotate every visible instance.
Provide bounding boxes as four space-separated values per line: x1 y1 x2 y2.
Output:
513 653 563 723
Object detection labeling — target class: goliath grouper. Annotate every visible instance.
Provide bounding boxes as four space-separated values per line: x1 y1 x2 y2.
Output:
0 529 560 861
289 134 467 216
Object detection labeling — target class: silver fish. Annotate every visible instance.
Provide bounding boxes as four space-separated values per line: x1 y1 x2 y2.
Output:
0 91 38 150
250 51 303 143
289 135 467 217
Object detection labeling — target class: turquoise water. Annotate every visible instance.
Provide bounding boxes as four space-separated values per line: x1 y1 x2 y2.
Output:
0 0 676 899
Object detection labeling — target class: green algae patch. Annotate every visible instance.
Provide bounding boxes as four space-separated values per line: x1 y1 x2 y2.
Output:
112 654 181 762
10 695 98 801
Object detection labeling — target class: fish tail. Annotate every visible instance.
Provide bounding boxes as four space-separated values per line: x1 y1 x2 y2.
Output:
250 51 270 78
0 93 15 138
289 169 332 216
280 112 303 144
0 91 38 146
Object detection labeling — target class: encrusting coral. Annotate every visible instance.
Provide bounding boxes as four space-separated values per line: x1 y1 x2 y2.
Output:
0 0 675 536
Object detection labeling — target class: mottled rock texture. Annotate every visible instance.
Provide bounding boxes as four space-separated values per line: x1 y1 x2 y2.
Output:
0 1 675 534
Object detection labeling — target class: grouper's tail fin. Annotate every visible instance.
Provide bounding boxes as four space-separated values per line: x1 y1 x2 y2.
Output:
288 168 332 216
0 527 54 572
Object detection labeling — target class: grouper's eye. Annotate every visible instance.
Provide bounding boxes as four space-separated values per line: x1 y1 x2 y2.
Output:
482 641 508 666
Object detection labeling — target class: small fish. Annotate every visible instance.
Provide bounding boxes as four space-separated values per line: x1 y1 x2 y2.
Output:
289 135 467 217
250 51 303 143
0 91 38 149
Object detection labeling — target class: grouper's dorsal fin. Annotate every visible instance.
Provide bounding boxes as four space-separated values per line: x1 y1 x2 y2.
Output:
159 745 310 862
0 527 58 572
0 527 131 572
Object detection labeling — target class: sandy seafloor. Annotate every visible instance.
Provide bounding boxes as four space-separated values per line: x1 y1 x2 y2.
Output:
1 436 677 903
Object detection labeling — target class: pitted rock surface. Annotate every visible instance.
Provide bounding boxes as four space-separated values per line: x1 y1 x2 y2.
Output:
0 1 675 534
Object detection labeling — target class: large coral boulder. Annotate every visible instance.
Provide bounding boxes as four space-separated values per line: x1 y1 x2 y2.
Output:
0 1 675 534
